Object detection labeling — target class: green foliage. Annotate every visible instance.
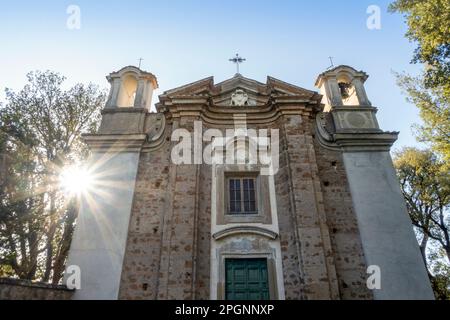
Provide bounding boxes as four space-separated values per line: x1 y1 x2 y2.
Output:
393 147 450 299
394 72 450 162
391 3 450 297
429 250 450 299
0 70 106 283
390 0 450 163
2 71 104 163
389 0 450 96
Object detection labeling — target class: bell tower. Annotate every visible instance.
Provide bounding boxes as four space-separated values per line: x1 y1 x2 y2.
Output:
315 65 382 135
315 65 434 300
316 65 371 111
105 66 158 110
64 66 158 299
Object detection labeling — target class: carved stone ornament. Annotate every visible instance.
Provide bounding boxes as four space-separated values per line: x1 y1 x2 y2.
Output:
230 89 249 106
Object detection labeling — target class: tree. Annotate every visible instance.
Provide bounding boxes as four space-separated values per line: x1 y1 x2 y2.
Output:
390 0 450 298
394 72 450 162
390 0 450 162
393 147 450 299
389 0 450 97
0 70 105 283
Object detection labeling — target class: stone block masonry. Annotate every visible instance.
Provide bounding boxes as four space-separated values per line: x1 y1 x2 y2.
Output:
0 278 73 300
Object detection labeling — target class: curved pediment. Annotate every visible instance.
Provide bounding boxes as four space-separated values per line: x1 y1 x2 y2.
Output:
315 65 369 87
212 226 278 241
107 65 158 87
160 76 214 98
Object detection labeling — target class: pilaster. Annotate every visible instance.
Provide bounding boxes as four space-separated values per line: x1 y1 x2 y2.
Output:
64 134 146 299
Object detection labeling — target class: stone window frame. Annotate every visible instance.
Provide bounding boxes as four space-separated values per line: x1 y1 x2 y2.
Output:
216 164 272 225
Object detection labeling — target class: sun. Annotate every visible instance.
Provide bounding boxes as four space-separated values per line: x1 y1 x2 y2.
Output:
59 165 94 196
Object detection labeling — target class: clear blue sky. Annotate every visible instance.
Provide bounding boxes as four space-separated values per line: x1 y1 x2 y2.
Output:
0 0 424 150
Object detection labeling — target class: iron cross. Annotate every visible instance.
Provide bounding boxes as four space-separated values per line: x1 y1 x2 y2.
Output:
229 53 246 74
328 56 334 68
138 58 144 69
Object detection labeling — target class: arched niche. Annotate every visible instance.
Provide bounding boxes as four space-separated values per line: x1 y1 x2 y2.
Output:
117 74 138 107
336 72 359 106
315 65 371 109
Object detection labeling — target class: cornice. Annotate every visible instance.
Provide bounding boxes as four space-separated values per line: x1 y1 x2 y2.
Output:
315 112 399 152
161 99 318 125
156 74 322 122
82 133 147 153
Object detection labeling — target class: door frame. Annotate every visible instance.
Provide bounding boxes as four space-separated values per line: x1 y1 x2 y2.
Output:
217 253 278 300
224 257 271 300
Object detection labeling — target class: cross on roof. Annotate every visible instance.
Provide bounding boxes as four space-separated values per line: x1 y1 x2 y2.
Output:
229 53 246 75
327 56 335 70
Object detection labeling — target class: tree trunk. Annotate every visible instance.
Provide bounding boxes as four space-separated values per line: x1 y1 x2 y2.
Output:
52 205 77 284
42 192 57 282
25 227 39 280
419 233 429 269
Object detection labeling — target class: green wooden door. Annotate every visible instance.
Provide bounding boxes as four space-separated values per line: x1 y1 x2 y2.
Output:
225 258 270 300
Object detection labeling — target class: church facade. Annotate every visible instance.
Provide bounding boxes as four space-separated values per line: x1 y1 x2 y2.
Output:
64 65 434 300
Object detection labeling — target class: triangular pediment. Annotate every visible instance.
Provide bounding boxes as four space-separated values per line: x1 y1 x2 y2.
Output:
212 74 270 107
267 76 318 97
214 74 268 95
161 76 214 98
158 73 321 108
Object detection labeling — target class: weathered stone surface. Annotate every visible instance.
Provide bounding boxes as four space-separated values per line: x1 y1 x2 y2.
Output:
65 66 431 300
114 74 373 300
313 137 372 299
0 278 73 300
118 142 172 300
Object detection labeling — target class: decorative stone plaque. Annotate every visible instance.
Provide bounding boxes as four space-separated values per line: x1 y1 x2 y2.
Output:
230 89 249 106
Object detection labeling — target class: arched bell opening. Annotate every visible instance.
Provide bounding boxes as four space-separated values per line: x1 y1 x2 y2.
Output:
336 73 359 106
117 74 138 107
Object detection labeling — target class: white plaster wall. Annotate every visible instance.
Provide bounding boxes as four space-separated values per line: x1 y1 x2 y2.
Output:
64 152 140 300
343 151 434 299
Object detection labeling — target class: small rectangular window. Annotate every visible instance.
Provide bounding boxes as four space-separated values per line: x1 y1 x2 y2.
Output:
227 177 257 214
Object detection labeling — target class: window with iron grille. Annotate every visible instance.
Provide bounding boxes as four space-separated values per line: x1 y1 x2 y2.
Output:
227 177 257 214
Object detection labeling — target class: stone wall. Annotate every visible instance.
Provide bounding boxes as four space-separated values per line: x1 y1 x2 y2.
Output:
63 68 430 300
274 112 372 300
313 137 372 299
117 111 374 300
114 77 377 300
276 113 341 299
0 278 73 300
272 117 304 299
119 119 213 300
118 137 172 299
